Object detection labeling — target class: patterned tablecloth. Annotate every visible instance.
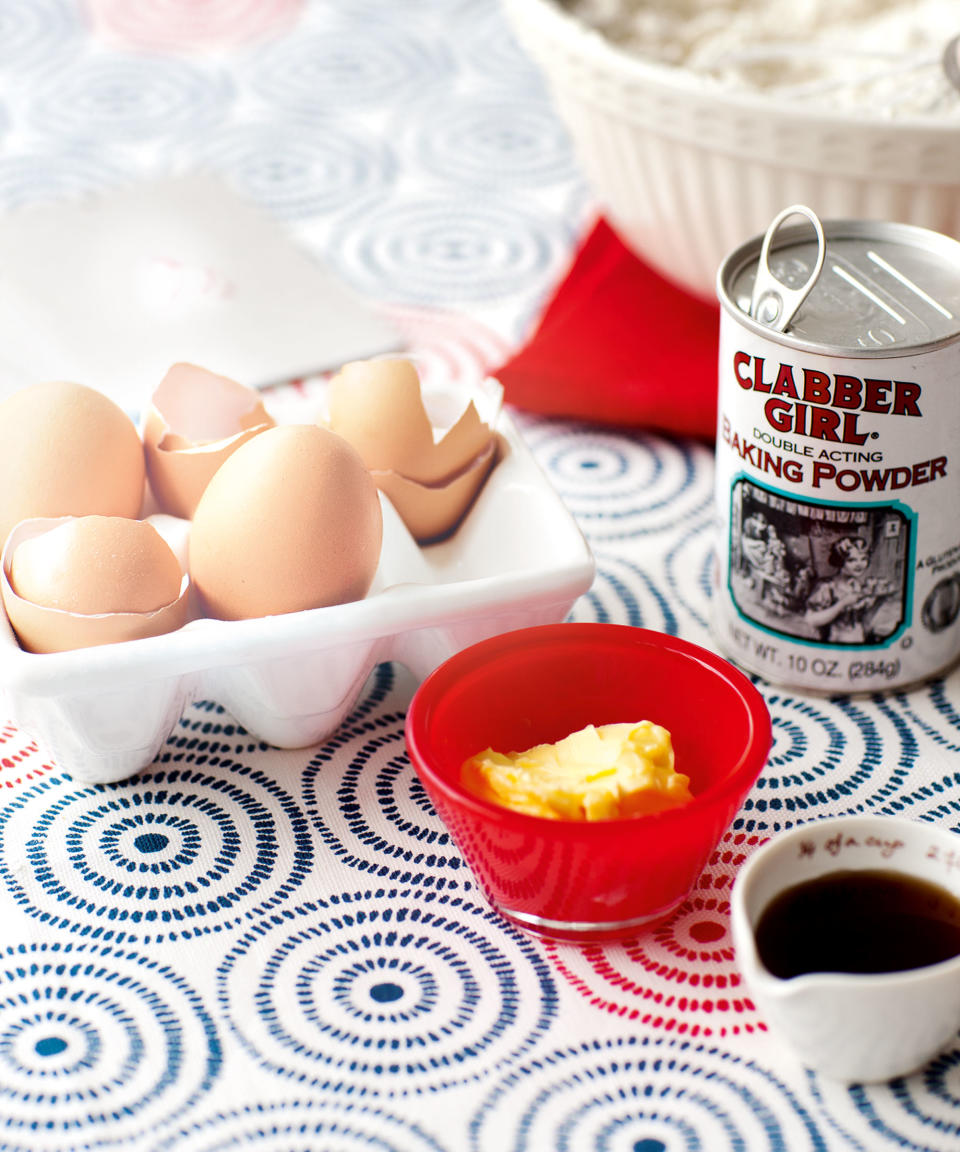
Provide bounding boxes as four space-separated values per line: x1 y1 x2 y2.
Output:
3 2 960 1150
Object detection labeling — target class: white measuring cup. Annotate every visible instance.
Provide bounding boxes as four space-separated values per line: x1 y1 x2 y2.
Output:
732 814 960 1081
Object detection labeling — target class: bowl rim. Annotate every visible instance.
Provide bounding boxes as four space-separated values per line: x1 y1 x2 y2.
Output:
504 0 960 135
404 621 772 831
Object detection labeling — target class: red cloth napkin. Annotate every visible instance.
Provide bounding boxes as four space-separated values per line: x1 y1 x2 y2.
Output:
495 217 720 442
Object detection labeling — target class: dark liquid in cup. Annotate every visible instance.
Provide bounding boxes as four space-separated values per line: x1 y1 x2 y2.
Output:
755 869 960 979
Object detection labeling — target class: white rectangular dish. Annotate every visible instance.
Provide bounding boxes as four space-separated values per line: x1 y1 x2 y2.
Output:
0 404 595 785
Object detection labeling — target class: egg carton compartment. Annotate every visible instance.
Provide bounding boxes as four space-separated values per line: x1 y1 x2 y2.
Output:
0 406 595 785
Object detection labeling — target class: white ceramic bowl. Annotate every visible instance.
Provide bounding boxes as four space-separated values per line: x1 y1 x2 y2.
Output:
503 0 960 301
732 814 960 1082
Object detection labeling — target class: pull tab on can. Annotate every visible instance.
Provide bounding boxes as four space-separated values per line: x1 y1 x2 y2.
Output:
749 204 825 332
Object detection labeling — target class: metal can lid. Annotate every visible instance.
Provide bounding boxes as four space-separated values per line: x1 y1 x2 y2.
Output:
718 211 960 358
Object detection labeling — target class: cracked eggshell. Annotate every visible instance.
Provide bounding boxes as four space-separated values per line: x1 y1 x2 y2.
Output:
326 358 495 484
189 424 383 621
374 435 501 542
0 381 146 549
325 358 503 539
143 362 275 519
1 516 189 653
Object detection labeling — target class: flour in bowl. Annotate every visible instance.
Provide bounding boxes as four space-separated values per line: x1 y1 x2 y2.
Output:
562 0 960 117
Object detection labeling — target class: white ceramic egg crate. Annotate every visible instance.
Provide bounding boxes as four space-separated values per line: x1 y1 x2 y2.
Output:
0 379 595 785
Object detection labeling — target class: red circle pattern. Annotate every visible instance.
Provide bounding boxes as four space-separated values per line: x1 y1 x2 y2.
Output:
87 0 304 52
545 830 769 1038
0 722 54 789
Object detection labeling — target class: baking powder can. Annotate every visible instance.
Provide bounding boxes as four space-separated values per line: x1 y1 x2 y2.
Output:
713 205 960 692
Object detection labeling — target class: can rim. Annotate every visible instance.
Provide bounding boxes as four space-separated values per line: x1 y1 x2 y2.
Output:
717 217 960 358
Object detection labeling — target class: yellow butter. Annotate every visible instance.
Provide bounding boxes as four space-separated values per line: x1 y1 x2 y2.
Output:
460 721 692 821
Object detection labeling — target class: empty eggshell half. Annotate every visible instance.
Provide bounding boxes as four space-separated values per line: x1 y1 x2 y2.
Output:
143 362 275 519
373 436 500 542
326 358 502 539
326 358 495 483
1 516 189 653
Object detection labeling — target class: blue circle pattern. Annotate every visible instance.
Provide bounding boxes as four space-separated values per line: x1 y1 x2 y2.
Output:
460 1 550 83
732 692 915 833
0 941 219 1149
890 681 960 754
4 1012 100 1076
149 1099 449 1152
0 765 313 944
333 194 570 306
808 1047 960 1152
0 0 82 73
530 427 713 540
217 891 556 1097
303 713 467 889
247 26 456 117
880 775 960 832
663 519 716 631
574 552 679 633
195 120 398 219
410 97 577 189
0 150 126 209
470 1035 830 1151
28 55 234 143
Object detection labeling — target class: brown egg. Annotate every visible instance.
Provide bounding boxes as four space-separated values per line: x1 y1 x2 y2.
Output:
143 362 275 519
325 358 499 540
1 516 188 653
0 381 145 548
189 423 383 620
